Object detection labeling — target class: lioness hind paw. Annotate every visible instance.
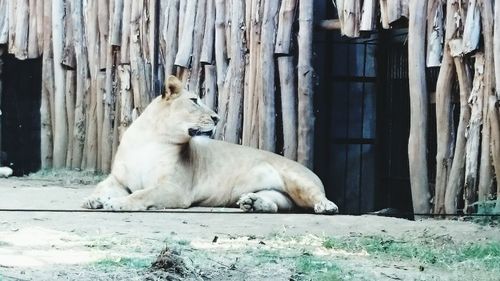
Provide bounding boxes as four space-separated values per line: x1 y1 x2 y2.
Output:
314 200 339 215
237 193 278 213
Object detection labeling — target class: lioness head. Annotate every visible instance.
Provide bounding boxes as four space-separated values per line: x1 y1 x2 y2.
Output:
152 75 219 143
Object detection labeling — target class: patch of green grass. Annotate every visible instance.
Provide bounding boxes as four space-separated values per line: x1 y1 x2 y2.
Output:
457 241 500 269
251 249 282 265
28 169 106 185
322 235 500 270
249 248 345 280
92 257 152 269
176 239 190 246
84 238 117 250
475 200 500 215
293 254 343 281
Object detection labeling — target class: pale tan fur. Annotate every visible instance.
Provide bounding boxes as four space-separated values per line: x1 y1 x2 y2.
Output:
82 76 338 214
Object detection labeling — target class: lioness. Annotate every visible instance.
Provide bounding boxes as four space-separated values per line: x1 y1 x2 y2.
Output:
82 76 338 214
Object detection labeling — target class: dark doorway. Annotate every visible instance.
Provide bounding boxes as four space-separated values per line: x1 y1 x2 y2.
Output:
0 54 42 176
315 32 378 215
375 29 414 214
314 12 415 214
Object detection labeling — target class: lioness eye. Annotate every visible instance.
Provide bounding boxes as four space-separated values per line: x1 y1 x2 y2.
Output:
190 98 198 104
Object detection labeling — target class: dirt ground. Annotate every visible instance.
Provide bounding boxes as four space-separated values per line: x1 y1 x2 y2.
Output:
0 172 499 281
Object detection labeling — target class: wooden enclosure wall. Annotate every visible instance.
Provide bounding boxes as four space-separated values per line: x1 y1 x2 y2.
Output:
0 0 316 174
335 0 500 215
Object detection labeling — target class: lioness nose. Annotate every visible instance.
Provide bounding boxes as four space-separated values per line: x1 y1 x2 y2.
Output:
211 115 220 125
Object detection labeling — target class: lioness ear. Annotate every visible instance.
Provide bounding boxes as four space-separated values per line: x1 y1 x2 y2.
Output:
163 75 183 100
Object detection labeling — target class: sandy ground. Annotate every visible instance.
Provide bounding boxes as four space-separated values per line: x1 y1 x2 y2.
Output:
0 174 499 280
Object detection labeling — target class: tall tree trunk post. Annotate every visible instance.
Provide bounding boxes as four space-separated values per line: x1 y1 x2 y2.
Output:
464 53 485 214
258 0 279 151
477 0 495 210
408 0 431 215
52 0 68 168
433 0 459 215
444 48 472 214
224 0 246 144
297 0 315 168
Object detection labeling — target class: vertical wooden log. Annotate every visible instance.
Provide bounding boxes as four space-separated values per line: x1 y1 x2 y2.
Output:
426 0 444 67
433 0 458 215
215 63 232 140
224 0 246 144
493 0 500 213
97 0 109 169
84 0 100 171
141 0 151 66
360 0 376 32
96 71 106 170
27 0 39 58
477 0 495 206
118 65 133 140
200 0 215 64
464 53 485 214
202 64 217 110
401 0 409 18
13 0 29 60
64 0 75 164
278 56 297 160
149 0 158 96
225 0 232 59
141 1 153 102
444 53 472 214
120 0 132 64
71 0 90 170
98 0 109 70
488 96 500 212
275 0 297 158
336 0 345 31
130 0 150 113
386 0 402 23
110 0 123 46
258 0 279 151
163 0 180 78
175 0 197 68
0 50 2 159
379 0 390 29
0 0 8 44
102 0 116 173
7 0 16 53
495 0 500 101
61 0 75 69
462 0 481 54
112 83 121 159
36 0 43 53
275 0 297 55
188 0 207 95
178 0 187 44
242 0 263 148
214 0 228 95
297 0 315 168
65 70 76 167
52 0 68 169
41 59 55 169
40 0 53 169
408 0 431 214
84 84 98 171
340 0 360 38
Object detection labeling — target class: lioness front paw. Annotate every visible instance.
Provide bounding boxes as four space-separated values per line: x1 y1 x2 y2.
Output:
82 196 103 209
314 200 339 215
103 197 147 211
237 193 278 213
